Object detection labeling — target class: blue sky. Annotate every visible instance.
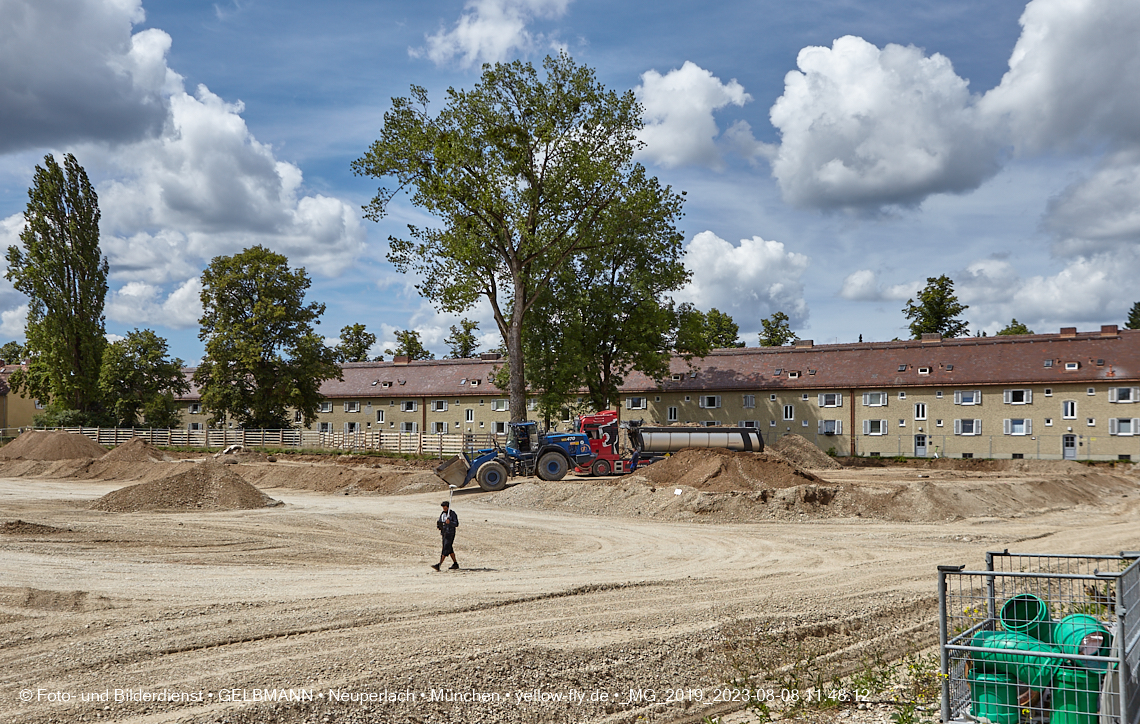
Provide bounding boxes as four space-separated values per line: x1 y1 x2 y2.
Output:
2 0 1138 362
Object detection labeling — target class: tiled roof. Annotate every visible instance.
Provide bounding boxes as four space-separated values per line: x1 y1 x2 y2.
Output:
174 326 1140 400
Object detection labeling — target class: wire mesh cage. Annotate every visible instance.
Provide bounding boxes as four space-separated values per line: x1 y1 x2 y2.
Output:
938 551 1140 724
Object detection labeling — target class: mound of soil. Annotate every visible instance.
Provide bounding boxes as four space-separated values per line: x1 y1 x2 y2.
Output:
769 434 842 469
0 430 108 460
100 437 171 463
1 520 67 534
634 448 821 492
90 460 283 512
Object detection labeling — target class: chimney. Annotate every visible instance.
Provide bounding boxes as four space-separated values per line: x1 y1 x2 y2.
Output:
393 355 410 365
921 333 942 343
1101 324 1118 337
794 339 813 348
1059 327 1077 338
479 352 502 361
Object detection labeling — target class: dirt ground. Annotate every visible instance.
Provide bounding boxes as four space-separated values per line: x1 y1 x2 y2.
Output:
1 446 1138 724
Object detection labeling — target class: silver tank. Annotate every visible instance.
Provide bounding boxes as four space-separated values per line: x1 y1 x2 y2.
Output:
631 426 764 454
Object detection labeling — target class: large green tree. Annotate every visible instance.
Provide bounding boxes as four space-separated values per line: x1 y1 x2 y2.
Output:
701 308 745 348
444 319 481 359
354 53 661 422
0 341 25 364
1126 302 1140 330
334 323 377 362
194 246 341 429
385 330 435 360
5 153 108 415
99 329 190 428
759 311 796 347
996 318 1034 336
903 275 970 339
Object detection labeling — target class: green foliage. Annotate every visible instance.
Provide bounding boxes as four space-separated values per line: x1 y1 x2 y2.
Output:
5 153 108 414
385 329 435 360
704 308 746 348
194 246 342 429
996 318 1033 335
0 341 25 364
334 323 378 362
903 276 969 339
355 53 659 421
444 319 480 359
98 329 189 428
1126 302 1140 330
759 311 796 347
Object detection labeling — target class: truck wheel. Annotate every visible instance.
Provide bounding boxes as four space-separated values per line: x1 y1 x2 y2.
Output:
590 459 611 477
536 452 568 481
476 461 508 492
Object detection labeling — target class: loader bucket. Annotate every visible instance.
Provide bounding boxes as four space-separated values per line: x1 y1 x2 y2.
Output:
435 455 470 487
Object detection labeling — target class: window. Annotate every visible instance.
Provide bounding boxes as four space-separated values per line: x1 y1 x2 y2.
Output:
1062 401 1077 419
491 399 509 412
1110 418 1139 436
739 420 759 428
469 379 480 387
188 402 202 414
742 395 755 408
862 392 886 407
898 391 907 400
400 400 417 412
1004 418 1032 436
783 405 794 420
962 453 974 459
344 422 360 434
400 421 419 433
699 395 722 409
344 401 361 413
626 397 647 410
431 400 448 412
863 419 887 435
918 367 931 375
897 364 907 372
954 390 981 405
936 390 944 399
801 393 809 401
1109 387 1140 403
465 409 474 423
1087 418 1096 427
788 371 800 379
494 421 507 434
769 420 776 427
1088 387 1096 395
655 396 661 402
1004 389 1032 404
914 403 927 420
899 419 906 427
318 422 332 433
703 421 720 427
1044 388 1053 396
1044 360 1053 368
667 406 678 422
685 396 691 402
818 420 843 435
376 410 385 423
955 419 982 435
1066 362 1080 371
527 398 539 411
818 393 842 408
1043 418 1053 426
432 421 447 434
769 394 777 401
671 373 683 381
188 422 203 431
294 411 302 423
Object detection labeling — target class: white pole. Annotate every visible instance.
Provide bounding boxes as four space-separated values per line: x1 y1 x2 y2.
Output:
448 484 457 507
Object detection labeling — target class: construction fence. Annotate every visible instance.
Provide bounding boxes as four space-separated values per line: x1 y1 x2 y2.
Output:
0 427 500 459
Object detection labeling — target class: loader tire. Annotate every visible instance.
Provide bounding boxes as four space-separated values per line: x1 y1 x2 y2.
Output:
590 459 611 477
476 461 508 492
536 452 568 481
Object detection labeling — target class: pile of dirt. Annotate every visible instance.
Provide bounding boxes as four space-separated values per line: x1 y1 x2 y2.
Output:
100 437 171 463
1 520 67 535
769 433 842 469
90 460 283 512
633 447 822 492
0 430 107 460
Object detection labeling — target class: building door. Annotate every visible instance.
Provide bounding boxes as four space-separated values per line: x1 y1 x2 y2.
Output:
1062 435 1077 460
914 434 927 458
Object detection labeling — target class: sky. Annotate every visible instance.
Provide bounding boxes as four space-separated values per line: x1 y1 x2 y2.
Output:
2 0 1139 363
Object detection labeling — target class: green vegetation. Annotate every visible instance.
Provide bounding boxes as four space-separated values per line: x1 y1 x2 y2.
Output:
334 323 378 362
759 311 796 347
385 329 434 360
996 318 1033 335
903 275 970 339
444 319 481 359
1126 302 1140 330
98 329 189 428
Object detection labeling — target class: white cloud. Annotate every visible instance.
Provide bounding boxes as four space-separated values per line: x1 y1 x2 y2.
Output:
0 0 177 153
1043 149 1140 255
0 305 28 339
413 0 571 68
636 62 751 170
106 277 202 329
675 231 811 331
767 36 1000 210
838 270 920 302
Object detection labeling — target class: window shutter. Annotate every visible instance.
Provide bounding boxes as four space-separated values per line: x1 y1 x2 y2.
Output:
835 420 842 435
1109 388 1118 402
715 395 721 408
1003 419 1011 435
836 394 843 407
863 420 870 435
699 397 707 409
863 393 869 406
975 391 982 404
1025 419 1032 435
881 419 888 434
818 393 826 406
954 391 962 405
954 419 962 435
818 420 825 434
343 402 350 412
1003 390 1011 404
1133 418 1140 435
1133 388 1140 402
1110 418 1119 435
626 399 633 409
975 419 982 434
1025 390 1032 404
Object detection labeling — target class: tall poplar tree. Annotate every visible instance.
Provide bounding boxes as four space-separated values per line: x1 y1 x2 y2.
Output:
5 153 108 416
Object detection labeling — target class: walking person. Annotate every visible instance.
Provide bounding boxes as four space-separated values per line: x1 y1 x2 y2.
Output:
432 500 459 571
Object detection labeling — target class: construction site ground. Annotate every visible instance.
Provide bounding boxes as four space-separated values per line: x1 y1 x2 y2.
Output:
1 437 1138 724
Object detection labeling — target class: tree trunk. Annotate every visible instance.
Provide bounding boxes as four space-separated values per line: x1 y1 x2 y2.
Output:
507 293 528 423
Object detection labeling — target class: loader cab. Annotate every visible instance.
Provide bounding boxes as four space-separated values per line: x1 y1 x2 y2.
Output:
506 421 539 456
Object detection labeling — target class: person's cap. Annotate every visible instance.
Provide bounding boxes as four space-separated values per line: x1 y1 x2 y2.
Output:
441 501 449 507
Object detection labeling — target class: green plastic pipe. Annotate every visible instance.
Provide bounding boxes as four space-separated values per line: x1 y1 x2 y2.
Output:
970 630 1064 689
